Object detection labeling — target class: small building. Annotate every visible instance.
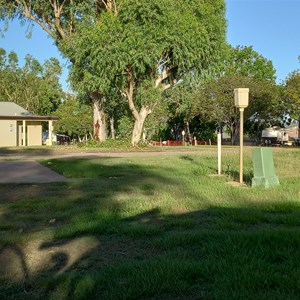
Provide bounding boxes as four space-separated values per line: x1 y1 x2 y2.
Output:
0 102 58 147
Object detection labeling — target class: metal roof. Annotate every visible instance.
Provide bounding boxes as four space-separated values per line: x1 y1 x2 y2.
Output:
0 102 58 121
0 102 33 116
0 115 59 121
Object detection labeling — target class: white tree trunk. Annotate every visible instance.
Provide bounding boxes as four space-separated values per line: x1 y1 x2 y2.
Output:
185 121 192 144
131 106 150 145
90 93 106 142
110 116 116 139
125 68 153 145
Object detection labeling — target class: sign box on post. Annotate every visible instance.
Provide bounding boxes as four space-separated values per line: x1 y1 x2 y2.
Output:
252 148 279 188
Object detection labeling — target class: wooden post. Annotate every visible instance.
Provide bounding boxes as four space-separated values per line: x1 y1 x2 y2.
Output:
239 108 244 184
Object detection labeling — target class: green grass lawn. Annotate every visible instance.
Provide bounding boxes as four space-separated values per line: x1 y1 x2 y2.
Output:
1 146 300 299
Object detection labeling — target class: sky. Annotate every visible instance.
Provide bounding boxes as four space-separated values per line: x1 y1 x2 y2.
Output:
1 0 300 91
226 0 300 83
0 21 70 90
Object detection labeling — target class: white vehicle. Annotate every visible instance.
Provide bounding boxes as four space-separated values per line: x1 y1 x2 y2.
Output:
261 127 289 145
42 131 57 145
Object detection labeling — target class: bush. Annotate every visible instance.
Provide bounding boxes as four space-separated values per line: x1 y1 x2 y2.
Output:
117 116 134 139
78 138 133 149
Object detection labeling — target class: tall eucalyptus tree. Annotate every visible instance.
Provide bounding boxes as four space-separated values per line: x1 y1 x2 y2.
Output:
66 0 227 145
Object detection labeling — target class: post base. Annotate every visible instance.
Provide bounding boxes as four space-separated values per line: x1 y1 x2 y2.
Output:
252 176 279 188
251 148 280 188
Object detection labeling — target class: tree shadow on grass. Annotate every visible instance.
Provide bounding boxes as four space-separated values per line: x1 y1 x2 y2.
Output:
0 157 177 282
3 203 300 299
57 204 300 299
1 156 300 299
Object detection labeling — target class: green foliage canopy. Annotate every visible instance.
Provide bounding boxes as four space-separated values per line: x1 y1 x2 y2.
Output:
67 0 226 93
224 45 277 82
0 48 64 115
0 0 109 41
54 95 92 139
283 70 300 121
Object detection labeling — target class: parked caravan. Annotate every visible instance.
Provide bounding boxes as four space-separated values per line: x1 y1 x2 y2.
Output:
261 127 290 145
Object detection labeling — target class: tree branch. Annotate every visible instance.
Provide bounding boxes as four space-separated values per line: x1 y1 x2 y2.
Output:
15 0 67 40
155 65 177 87
125 67 139 120
101 0 118 15
50 0 67 39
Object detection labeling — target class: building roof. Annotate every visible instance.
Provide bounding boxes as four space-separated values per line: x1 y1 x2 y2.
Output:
0 102 58 121
0 102 33 116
